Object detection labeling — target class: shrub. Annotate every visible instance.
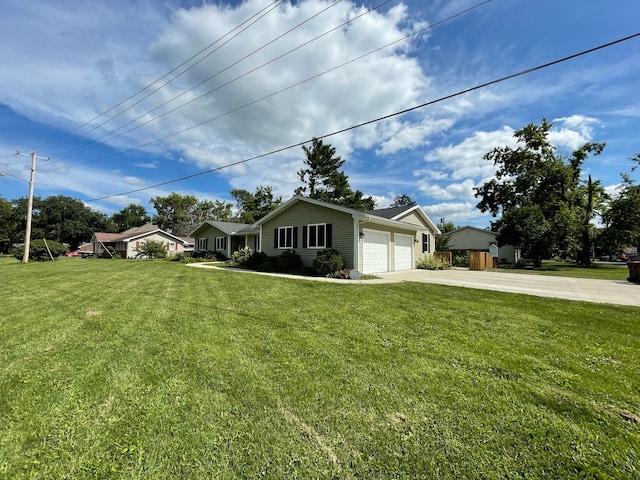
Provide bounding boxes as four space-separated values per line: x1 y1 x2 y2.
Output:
13 239 67 261
135 240 167 259
191 250 225 261
256 256 277 272
416 255 452 270
312 248 345 276
245 251 268 270
228 246 254 266
276 250 302 273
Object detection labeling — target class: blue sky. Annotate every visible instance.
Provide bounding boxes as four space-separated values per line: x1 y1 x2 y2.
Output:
0 0 638 227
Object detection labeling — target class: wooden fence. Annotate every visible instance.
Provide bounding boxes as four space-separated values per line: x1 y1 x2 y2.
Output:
469 251 495 271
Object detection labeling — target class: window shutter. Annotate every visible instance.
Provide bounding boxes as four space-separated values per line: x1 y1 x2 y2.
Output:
274 229 279 248
224 237 228 250
302 226 308 248
293 227 298 249
422 233 428 253
326 223 332 248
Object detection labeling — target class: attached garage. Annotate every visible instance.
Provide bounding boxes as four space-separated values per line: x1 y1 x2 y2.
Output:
394 234 414 271
362 230 390 274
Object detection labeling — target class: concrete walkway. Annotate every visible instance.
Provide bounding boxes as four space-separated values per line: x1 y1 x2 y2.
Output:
375 268 640 307
187 263 640 307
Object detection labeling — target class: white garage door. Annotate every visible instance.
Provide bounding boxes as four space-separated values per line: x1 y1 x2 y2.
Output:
363 230 389 274
394 234 413 271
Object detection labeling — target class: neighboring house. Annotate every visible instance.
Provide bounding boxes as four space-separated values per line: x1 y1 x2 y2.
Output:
252 196 440 274
190 221 259 258
91 223 189 259
179 237 195 253
440 226 520 264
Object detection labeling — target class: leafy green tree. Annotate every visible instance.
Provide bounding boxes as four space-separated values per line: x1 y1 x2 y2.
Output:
210 199 233 222
11 195 114 250
135 239 167 259
230 185 282 224
435 220 455 251
474 119 605 266
0 198 17 253
601 156 640 255
12 239 67 261
111 204 150 232
150 193 200 236
295 138 375 210
390 194 416 207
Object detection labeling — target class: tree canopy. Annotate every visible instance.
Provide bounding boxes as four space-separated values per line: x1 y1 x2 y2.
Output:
474 119 605 266
230 185 282 224
295 138 375 211
111 204 151 232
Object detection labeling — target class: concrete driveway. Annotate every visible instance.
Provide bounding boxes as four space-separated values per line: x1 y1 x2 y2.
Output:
189 263 640 307
375 268 640 307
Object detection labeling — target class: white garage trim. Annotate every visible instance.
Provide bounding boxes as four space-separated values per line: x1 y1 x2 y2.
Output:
394 233 414 271
362 229 390 274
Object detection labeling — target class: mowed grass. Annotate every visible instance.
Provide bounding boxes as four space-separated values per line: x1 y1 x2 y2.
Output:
1 257 639 479
496 260 631 281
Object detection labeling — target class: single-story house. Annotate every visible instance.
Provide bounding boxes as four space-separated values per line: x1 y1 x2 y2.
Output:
189 221 259 258
249 196 441 274
439 226 520 264
91 223 189 259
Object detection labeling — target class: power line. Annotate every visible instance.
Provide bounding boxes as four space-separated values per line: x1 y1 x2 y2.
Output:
24 1 286 153
59 0 489 167
86 32 640 202
52 0 349 162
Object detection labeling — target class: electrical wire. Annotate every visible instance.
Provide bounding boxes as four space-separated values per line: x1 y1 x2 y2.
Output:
23 1 285 153
58 0 488 167
85 32 640 202
52 0 350 162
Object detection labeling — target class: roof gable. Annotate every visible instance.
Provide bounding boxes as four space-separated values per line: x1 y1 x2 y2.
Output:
370 204 440 233
190 220 257 237
253 196 367 227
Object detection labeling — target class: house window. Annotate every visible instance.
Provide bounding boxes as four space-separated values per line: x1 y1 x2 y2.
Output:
169 242 175 251
215 236 227 250
303 223 332 249
198 237 208 251
422 233 431 253
274 226 297 249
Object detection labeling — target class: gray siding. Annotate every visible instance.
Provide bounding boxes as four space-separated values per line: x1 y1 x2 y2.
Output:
261 202 356 268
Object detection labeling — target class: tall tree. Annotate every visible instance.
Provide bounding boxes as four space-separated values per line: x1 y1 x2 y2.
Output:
295 138 375 210
231 185 282 224
111 204 151 232
210 199 233 222
11 195 114 250
390 194 416 207
150 193 199 236
0 198 17 253
601 154 640 255
474 119 605 266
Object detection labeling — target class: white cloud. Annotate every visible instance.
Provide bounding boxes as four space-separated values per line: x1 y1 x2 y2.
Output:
423 201 489 225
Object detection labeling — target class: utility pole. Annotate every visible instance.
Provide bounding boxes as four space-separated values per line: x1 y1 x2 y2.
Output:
16 151 49 264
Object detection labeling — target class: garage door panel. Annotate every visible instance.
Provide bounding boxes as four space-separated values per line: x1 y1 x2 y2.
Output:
395 234 413 271
363 231 389 274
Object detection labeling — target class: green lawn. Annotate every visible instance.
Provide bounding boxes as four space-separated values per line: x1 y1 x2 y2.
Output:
1 257 639 479
495 260 631 281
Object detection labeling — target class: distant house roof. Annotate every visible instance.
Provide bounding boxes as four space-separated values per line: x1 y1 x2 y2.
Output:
440 225 495 238
92 224 188 245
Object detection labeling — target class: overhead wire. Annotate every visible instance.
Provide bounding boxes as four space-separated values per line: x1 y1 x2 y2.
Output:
85 32 640 202
23 0 286 153
58 0 486 167
52 0 350 162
